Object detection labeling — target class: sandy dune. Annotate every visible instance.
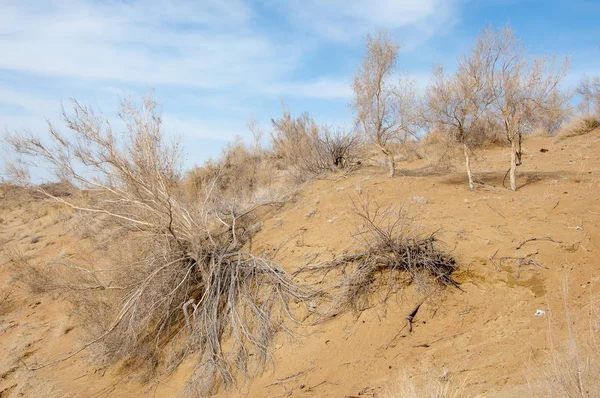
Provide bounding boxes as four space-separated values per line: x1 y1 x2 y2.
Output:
1 130 599 397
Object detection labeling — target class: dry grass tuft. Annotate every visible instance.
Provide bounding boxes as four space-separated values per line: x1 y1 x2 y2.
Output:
381 370 466 398
557 116 600 139
0 291 14 316
526 282 600 397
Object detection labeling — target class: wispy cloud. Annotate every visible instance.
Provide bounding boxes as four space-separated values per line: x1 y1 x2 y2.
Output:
281 0 462 45
0 0 465 166
260 78 353 99
0 1 293 89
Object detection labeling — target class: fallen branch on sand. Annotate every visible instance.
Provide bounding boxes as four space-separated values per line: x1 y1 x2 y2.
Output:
516 236 563 250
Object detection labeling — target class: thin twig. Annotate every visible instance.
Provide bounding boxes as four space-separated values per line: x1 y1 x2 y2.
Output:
488 249 501 271
486 203 505 218
265 368 315 387
413 332 466 348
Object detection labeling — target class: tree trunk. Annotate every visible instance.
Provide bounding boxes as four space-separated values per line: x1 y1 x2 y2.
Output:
509 139 517 191
516 132 523 166
463 143 474 191
381 147 395 177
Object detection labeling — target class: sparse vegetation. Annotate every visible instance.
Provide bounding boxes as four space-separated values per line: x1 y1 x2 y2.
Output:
1 19 599 398
3 95 316 394
577 75 600 118
558 115 600 139
271 106 360 182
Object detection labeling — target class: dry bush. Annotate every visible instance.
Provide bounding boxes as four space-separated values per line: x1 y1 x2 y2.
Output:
36 181 76 198
3 94 315 395
577 75 600 117
527 284 600 397
421 126 463 170
557 115 600 139
534 89 573 136
296 198 457 317
184 137 281 209
271 107 360 182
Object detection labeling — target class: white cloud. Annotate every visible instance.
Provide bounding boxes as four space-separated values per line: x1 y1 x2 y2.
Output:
0 0 290 89
260 78 353 99
283 0 462 44
0 0 464 159
161 113 245 142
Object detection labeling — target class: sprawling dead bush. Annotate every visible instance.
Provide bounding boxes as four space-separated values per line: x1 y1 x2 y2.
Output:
296 198 457 318
3 94 314 394
271 107 360 181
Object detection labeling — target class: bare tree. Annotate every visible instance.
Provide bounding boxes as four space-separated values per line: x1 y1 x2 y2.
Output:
352 30 419 177
425 33 495 190
535 88 573 135
577 75 600 117
485 26 568 190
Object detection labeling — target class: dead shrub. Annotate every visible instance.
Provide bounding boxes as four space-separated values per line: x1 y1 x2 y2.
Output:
3 94 315 395
271 107 360 182
576 75 600 117
296 198 457 317
558 116 600 139
420 127 463 171
35 181 75 198
184 137 281 209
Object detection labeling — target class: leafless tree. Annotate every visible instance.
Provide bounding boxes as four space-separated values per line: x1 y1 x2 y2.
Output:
535 88 573 135
352 30 420 177
485 26 568 190
577 75 600 117
425 32 495 190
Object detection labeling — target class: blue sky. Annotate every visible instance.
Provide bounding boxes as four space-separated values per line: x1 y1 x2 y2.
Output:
1 0 599 169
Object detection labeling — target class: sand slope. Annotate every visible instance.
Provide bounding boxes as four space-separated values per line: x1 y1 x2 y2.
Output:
1 130 599 397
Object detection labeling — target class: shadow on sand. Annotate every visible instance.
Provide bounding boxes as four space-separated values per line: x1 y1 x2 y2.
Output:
440 170 578 190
